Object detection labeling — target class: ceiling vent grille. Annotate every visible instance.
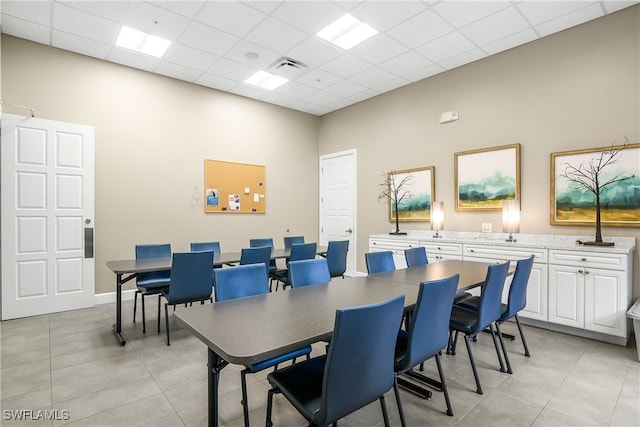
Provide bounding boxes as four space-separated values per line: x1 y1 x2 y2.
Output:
270 56 307 71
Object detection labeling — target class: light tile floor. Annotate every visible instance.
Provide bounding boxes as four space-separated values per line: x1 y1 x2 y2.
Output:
1 298 638 427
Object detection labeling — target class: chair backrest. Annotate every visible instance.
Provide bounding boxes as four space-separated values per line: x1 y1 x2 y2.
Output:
288 259 331 288
239 246 272 268
404 246 428 267
249 238 276 270
396 275 459 371
288 242 317 263
213 263 269 302
135 243 171 284
475 261 510 332
365 251 395 274
317 295 405 426
190 241 221 254
283 236 305 249
166 251 214 303
503 255 534 320
326 240 349 278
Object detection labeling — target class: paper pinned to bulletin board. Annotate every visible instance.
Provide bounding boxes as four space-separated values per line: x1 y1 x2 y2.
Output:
204 159 266 213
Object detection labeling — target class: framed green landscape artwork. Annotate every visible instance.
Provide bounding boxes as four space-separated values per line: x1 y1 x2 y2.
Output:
551 143 640 227
454 144 520 211
387 166 435 222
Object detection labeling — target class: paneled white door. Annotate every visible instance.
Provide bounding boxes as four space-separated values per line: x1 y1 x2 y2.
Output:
1 114 95 320
319 149 356 276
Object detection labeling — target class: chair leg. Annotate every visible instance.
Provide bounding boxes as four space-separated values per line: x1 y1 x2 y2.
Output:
141 293 146 334
133 290 138 323
266 388 276 427
165 303 170 346
435 353 453 416
379 395 391 427
463 335 483 394
514 315 531 357
495 322 512 374
157 294 162 333
393 376 407 427
488 324 506 373
241 370 250 427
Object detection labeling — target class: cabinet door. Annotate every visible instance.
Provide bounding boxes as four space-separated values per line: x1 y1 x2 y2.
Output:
519 263 548 322
584 268 625 336
548 265 584 328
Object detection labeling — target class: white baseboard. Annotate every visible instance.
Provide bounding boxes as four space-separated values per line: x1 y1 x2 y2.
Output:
95 289 136 305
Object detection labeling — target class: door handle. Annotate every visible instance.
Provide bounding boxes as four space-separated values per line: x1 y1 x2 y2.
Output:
345 228 353 234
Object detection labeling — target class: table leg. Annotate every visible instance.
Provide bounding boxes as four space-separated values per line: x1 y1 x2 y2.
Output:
112 273 126 346
208 348 228 427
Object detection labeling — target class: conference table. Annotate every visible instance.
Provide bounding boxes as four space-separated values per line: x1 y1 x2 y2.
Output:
105 247 327 346
174 259 504 427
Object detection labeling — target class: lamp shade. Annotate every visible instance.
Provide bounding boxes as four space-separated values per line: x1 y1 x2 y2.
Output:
431 201 444 231
502 200 520 234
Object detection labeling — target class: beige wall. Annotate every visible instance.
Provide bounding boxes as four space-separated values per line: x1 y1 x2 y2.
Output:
1 35 320 294
318 6 640 295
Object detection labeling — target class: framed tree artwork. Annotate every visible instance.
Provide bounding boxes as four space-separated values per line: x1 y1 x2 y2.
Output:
454 144 521 211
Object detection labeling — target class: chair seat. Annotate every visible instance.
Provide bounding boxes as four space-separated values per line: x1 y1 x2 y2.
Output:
136 281 169 294
161 288 211 306
248 345 312 373
267 355 326 421
456 296 509 321
453 291 473 305
449 306 481 334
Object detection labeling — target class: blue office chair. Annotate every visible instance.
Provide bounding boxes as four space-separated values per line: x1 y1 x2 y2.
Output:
283 235 305 249
404 246 428 267
448 261 510 394
214 264 312 427
134 243 171 334
160 251 214 346
456 256 535 373
271 242 317 290
393 275 459 425
288 258 331 288
249 238 277 273
239 245 271 270
266 295 405 427
365 251 396 274
325 240 349 278
190 241 222 271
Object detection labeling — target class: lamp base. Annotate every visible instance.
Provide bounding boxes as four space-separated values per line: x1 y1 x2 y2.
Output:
582 241 615 247
389 231 408 235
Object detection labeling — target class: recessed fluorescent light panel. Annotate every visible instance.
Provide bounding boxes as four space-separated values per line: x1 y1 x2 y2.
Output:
316 14 378 49
116 26 171 58
245 71 288 90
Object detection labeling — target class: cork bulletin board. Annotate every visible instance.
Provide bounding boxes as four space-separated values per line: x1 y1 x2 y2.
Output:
204 159 266 213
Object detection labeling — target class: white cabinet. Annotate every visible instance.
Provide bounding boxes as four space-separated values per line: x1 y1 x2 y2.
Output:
420 241 462 262
548 250 629 338
462 244 548 321
368 238 419 269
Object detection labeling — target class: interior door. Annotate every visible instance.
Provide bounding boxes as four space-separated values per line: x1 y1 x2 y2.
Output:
1 114 95 320
319 149 356 276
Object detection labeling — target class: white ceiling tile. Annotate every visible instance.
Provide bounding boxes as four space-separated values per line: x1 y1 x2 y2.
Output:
57 1 128 22
196 1 266 38
154 1 206 19
53 3 120 45
284 37 343 68
179 22 240 56
437 48 487 70
415 31 476 63
404 63 446 82
270 1 345 33
260 91 296 108
207 58 256 81
516 0 599 26
324 79 368 97
320 53 372 79
245 16 308 53
195 73 238 92
374 77 411 93
348 88 380 103
0 15 50 44
535 3 604 37
304 90 343 106
350 1 428 32
122 1 191 40
432 0 512 27
459 6 531 46
286 98 322 114
602 1 640 13
351 66 398 87
1 0 51 26
277 80 318 99
163 43 219 71
349 33 409 65
109 48 161 72
52 30 111 59
223 40 281 69
481 28 538 55
378 50 433 77
296 69 342 90
229 83 271 100
155 61 203 82
386 9 454 48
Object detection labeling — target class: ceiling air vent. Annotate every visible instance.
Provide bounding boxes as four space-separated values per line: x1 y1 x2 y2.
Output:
270 56 307 71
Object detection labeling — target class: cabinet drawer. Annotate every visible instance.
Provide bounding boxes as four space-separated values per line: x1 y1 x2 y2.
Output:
463 245 548 263
369 239 419 251
420 242 463 256
549 250 627 270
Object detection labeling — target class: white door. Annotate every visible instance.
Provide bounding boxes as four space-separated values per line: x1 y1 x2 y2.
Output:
319 150 356 276
1 114 95 320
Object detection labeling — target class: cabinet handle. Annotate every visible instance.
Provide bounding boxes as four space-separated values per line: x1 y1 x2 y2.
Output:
585 270 590 275
437 247 441 250
470 249 475 253
578 269 584 274
581 257 587 262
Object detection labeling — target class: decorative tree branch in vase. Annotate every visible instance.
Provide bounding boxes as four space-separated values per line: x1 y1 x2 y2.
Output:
560 139 635 246
378 171 414 235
